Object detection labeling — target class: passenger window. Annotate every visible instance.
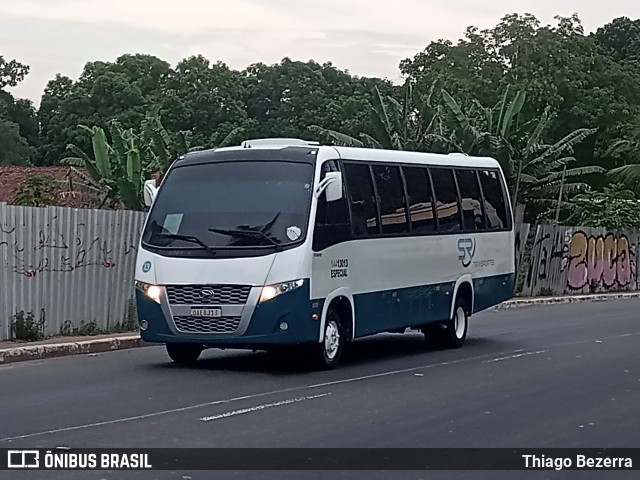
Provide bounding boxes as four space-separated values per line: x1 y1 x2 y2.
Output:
372 165 409 234
313 160 351 250
344 163 379 236
455 169 486 231
478 169 510 229
402 166 436 234
430 167 462 232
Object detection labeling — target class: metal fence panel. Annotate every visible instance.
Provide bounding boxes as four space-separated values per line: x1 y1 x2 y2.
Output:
522 224 639 297
0 204 146 340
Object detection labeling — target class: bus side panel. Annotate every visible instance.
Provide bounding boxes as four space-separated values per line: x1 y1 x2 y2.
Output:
473 273 515 313
311 231 513 339
351 282 455 336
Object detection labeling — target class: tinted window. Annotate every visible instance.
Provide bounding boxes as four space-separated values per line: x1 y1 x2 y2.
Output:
403 166 436 234
344 163 379 236
372 165 409 234
141 161 313 250
479 169 510 229
313 161 351 250
455 169 486 231
430 167 462 232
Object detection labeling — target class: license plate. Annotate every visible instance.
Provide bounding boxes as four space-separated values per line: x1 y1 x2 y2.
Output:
190 307 222 318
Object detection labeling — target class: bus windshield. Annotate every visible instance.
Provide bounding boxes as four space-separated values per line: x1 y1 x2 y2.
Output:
141 161 314 251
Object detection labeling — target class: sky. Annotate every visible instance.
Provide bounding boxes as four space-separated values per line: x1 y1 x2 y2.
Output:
2 0 640 107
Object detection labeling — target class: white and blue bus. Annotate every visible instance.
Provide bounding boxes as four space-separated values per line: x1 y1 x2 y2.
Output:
135 138 515 369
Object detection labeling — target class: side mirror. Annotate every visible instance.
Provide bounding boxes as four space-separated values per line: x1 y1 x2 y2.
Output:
143 179 158 207
316 171 343 202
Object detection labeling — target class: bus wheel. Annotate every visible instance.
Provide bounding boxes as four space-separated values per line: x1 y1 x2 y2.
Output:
314 309 344 369
166 343 203 365
442 297 468 349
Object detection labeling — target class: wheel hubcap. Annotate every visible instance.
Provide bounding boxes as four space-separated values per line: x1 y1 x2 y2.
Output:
324 321 340 359
454 306 466 339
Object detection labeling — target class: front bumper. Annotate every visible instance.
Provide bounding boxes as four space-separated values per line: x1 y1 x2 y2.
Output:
135 280 322 346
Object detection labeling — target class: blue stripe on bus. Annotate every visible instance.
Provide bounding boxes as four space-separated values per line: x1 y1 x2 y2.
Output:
136 274 514 345
350 273 514 338
472 273 515 313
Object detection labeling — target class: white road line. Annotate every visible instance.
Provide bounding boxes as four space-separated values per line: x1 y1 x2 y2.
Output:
2 331 639 443
0 350 510 442
199 393 331 422
483 350 549 363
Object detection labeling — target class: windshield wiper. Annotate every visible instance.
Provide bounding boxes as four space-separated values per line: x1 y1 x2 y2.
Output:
154 233 217 254
208 227 282 251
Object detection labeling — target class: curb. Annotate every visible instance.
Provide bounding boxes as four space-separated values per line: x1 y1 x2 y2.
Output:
0 335 155 365
490 292 640 310
1 293 639 365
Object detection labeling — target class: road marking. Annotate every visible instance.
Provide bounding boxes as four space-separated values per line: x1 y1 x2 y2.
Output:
1 331 639 443
199 393 331 422
483 349 548 363
0 349 519 442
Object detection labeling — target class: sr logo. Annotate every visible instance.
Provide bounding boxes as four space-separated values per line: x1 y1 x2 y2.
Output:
458 238 476 268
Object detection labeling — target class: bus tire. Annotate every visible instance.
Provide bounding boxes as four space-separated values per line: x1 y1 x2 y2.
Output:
313 308 344 369
442 296 468 349
166 343 203 365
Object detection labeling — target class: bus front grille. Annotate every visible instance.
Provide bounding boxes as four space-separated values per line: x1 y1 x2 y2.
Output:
165 285 252 305
173 316 241 334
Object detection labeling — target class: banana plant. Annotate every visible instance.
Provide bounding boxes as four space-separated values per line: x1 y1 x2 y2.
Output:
140 110 204 177
62 123 146 210
441 85 603 222
309 79 449 152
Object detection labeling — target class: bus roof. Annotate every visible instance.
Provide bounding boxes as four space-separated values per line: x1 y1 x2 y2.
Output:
328 146 501 169
178 139 502 170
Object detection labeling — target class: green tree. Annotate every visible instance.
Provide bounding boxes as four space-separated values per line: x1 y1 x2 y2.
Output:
400 13 640 173
0 118 33 165
0 56 29 89
244 58 393 141
593 17 640 63
38 74 74 165
160 55 250 148
561 183 640 229
0 55 36 164
38 54 171 165
439 86 604 222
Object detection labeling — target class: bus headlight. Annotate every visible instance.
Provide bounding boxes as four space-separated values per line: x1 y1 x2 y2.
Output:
136 281 162 304
259 279 304 303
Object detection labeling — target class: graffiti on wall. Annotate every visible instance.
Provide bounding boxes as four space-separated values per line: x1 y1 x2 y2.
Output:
522 224 639 296
566 231 635 291
1 213 138 278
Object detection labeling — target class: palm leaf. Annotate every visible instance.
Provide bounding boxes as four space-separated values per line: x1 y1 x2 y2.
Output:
308 125 364 147
63 144 101 184
495 85 512 136
538 165 605 183
518 173 538 184
528 128 597 166
359 133 383 149
608 164 640 184
216 127 243 148
370 87 395 149
500 89 526 138
524 106 551 156
441 89 471 134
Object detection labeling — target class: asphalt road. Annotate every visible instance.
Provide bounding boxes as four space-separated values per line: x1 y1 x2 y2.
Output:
1 300 639 480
